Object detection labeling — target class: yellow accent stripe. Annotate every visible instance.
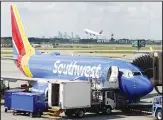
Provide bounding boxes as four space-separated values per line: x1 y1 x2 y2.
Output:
12 4 35 56
21 55 33 78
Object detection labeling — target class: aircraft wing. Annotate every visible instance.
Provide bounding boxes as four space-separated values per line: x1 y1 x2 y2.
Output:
1 76 76 83
1 56 17 60
1 76 43 82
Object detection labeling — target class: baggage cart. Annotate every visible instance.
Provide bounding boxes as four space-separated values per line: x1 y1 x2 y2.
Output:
4 89 26 112
11 92 45 118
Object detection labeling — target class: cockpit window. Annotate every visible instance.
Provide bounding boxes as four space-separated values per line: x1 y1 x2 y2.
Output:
122 70 133 78
133 72 141 76
121 69 142 78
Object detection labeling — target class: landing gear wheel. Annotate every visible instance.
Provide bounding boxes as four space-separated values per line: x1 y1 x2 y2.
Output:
5 108 8 112
76 109 85 118
156 109 162 120
29 112 34 118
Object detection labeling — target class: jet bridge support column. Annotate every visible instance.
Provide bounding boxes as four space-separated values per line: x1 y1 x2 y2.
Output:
152 52 162 94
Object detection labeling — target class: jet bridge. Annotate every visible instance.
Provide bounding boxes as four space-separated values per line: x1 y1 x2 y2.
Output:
152 52 162 95
132 51 162 95
152 52 162 86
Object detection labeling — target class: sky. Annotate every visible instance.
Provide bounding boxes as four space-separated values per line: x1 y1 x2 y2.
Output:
1 2 162 40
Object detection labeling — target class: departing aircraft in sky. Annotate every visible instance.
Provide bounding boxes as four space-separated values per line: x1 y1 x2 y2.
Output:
84 29 103 36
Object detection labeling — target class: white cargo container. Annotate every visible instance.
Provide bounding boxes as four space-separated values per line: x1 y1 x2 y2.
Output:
48 81 91 109
48 80 115 118
61 81 91 109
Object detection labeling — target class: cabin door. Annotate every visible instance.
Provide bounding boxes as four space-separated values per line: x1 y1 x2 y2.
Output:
104 66 119 88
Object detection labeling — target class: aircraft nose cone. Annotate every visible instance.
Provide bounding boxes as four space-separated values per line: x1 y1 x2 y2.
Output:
135 76 154 97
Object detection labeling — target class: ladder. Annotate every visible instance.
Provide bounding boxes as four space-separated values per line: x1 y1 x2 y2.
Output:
41 106 62 119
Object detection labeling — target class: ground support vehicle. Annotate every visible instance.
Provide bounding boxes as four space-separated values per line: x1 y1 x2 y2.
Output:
4 89 26 112
152 96 162 120
11 92 45 118
47 81 116 118
0 81 9 98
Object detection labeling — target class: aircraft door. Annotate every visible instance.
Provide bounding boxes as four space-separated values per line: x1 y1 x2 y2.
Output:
105 66 119 89
108 66 119 82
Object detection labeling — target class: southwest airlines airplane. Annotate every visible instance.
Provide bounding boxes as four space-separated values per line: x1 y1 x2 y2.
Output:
1 4 153 102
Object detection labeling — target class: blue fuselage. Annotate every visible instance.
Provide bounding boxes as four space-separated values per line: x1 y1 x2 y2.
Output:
24 54 153 99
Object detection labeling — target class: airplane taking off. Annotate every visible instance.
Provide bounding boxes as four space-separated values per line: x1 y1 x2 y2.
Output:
32 44 41 48
1 4 154 102
84 29 103 36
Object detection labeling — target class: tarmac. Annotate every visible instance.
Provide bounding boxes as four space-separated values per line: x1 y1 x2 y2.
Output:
1 105 154 120
1 54 160 120
1 49 154 58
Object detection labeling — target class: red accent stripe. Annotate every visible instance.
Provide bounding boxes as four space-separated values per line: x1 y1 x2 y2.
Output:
16 55 26 76
11 6 26 56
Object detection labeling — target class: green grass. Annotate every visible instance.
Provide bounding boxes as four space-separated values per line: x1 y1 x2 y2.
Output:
78 51 134 54
1 51 12 54
1 45 161 54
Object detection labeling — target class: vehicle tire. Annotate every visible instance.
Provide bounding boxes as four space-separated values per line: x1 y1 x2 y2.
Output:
156 109 162 120
38 112 42 117
65 111 73 118
5 108 8 112
103 106 112 115
40 112 43 115
76 109 85 118
29 112 33 118
95 111 100 114
13 111 17 116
